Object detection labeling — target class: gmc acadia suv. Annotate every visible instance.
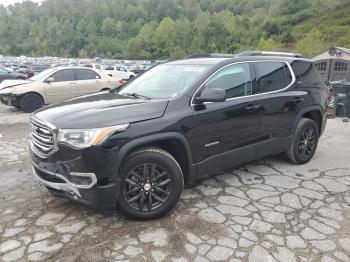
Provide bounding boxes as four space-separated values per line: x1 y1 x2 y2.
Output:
29 51 327 220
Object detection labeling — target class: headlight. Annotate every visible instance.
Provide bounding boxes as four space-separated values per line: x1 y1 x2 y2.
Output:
58 123 129 148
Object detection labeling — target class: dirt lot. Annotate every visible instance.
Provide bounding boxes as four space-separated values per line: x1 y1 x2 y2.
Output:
0 104 350 262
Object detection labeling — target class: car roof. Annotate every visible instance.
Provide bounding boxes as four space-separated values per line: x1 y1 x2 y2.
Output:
167 58 229 65
53 66 99 70
166 56 310 67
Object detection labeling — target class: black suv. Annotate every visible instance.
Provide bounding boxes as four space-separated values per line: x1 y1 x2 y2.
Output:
29 51 327 219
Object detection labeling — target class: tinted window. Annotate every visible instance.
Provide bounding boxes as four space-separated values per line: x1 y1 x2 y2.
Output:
204 63 252 99
50 69 75 82
75 69 100 80
291 61 323 87
255 62 292 93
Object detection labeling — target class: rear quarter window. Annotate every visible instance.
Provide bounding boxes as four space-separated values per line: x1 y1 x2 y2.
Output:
291 61 324 88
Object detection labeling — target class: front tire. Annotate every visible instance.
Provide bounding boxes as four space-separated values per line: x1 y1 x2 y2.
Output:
285 118 319 164
118 147 184 220
19 93 43 113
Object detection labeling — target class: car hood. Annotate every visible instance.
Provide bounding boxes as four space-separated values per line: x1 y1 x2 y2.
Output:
34 92 169 129
0 79 33 90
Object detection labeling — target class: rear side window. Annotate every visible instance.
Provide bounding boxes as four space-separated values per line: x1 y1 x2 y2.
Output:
50 69 75 82
75 69 100 80
204 63 252 99
255 62 292 93
291 61 323 87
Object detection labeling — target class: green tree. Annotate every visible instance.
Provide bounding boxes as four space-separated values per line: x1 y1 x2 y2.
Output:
295 28 328 57
257 38 276 51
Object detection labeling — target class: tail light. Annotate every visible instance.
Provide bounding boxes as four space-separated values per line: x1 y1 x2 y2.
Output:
118 79 126 85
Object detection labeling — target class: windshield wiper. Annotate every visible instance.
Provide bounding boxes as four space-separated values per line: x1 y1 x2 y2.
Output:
121 92 151 100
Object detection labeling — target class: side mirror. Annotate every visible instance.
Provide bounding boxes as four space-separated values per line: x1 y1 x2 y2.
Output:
195 88 226 103
46 77 54 83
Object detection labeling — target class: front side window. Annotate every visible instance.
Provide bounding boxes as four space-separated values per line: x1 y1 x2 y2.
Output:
203 63 252 99
119 64 211 99
75 69 100 80
255 62 292 93
50 69 75 82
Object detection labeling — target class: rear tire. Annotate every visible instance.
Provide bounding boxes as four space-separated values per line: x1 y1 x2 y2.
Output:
285 118 319 164
20 93 43 113
117 147 184 220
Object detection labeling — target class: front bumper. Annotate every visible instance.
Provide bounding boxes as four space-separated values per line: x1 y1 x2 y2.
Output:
30 143 121 213
31 162 97 197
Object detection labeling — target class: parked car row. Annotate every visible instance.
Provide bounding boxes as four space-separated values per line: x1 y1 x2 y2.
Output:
0 67 123 112
0 55 163 112
0 67 28 82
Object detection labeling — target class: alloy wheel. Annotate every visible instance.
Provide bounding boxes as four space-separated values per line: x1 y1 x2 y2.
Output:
121 163 172 212
297 127 316 159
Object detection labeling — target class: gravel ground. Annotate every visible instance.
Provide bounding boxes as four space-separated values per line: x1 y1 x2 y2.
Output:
0 103 350 262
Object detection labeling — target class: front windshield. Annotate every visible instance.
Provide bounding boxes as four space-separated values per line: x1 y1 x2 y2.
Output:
30 67 57 81
119 64 211 99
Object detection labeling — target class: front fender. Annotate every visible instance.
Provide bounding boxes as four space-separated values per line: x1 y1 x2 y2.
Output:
116 132 196 183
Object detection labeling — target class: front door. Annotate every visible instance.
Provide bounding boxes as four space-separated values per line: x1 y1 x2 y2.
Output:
45 69 77 103
192 62 262 177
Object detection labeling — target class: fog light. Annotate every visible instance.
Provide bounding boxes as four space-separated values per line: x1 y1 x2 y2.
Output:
69 172 97 187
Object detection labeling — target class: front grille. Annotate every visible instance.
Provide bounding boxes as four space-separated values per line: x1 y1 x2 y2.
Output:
34 166 65 183
30 116 56 157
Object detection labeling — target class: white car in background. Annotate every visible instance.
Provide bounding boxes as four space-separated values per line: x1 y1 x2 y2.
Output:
104 65 135 80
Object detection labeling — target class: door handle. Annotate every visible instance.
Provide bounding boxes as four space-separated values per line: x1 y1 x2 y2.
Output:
69 82 76 86
246 104 263 112
293 97 304 103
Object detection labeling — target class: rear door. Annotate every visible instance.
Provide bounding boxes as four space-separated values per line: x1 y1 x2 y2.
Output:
74 68 103 95
45 69 77 103
253 61 303 158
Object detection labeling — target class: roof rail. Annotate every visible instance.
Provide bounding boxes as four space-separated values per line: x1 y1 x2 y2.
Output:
186 53 236 59
236 51 303 58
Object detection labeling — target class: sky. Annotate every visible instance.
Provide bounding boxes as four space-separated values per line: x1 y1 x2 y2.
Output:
1 0 42 6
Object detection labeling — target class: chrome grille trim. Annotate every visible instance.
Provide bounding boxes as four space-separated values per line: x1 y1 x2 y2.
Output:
30 115 57 158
